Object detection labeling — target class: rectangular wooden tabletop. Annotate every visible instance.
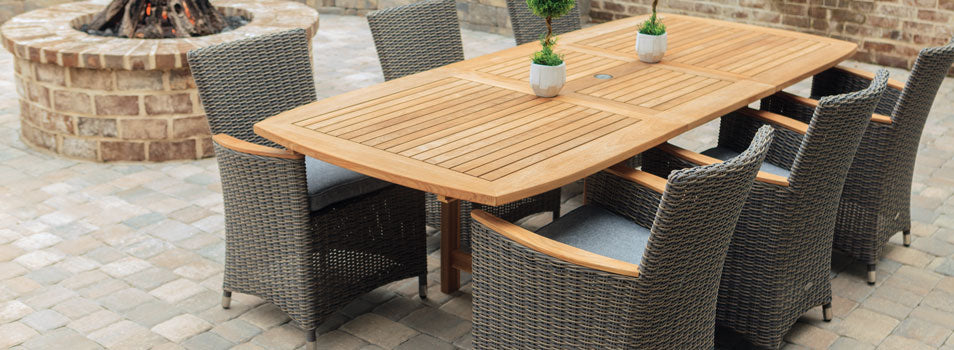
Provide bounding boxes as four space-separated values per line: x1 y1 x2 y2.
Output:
255 13 857 206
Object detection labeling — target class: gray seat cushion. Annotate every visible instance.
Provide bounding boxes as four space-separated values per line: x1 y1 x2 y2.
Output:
701 146 791 177
306 157 391 211
536 204 650 265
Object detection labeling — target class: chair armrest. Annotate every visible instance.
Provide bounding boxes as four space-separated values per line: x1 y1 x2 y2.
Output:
773 92 892 125
605 164 666 193
471 209 640 277
737 107 809 135
655 143 790 187
212 134 303 160
831 66 906 92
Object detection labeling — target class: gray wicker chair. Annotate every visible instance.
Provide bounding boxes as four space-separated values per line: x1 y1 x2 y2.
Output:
367 0 465 81
367 0 562 250
787 37 954 284
188 29 427 349
506 0 582 45
642 70 890 349
471 127 775 349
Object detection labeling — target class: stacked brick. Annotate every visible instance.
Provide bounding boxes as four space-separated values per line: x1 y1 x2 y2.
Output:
589 0 954 76
1 0 319 162
16 59 210 162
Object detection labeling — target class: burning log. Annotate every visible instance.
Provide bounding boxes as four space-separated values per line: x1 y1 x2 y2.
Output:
87 0 227 38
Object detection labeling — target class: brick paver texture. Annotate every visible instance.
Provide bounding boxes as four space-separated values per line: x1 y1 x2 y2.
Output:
2 14 953 350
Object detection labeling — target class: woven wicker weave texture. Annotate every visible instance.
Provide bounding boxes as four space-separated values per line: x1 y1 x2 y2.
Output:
367 0 561 243
505 0 582 45
188 29 316 148
367 0 465 81
189 29 427 336
644 70 890 349
804 38 954 274
472 127 774 350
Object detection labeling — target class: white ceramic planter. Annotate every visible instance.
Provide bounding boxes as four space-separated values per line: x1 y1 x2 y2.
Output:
636 32 667 63
529 62 566 97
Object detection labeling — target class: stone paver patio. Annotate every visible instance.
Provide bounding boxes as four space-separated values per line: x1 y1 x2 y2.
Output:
1 14 954 350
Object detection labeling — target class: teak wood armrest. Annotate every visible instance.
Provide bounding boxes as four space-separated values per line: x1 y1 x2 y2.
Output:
211 134 303 160
605 164 667 194
832 65 906 92
737 107 810 135
774 91 892 125
655 143 790 187
471 210 640 277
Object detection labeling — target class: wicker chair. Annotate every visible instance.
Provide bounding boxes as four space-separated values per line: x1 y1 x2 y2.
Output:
788 37 954 284
188 29 427 349
367 0 464 81
642 70 890 349
471 127 775 349
367 0 562 250
506 0 582 45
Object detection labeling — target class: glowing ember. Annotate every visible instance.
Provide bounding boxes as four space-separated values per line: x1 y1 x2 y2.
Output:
183 5 196 26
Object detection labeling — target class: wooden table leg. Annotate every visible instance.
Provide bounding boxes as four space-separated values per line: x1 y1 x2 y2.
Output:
439 197 461 294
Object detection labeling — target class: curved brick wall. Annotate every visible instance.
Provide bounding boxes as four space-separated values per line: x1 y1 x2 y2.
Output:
15 59 210 161
1 0 319 162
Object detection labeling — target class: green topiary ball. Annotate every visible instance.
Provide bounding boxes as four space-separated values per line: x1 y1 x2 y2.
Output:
525 0 575 20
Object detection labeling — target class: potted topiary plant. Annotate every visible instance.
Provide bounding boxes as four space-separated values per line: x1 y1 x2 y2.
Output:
527 0 575 97
636 0 666 63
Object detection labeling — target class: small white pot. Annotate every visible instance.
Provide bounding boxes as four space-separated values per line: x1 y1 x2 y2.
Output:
529 62 566 98
636 32 667 63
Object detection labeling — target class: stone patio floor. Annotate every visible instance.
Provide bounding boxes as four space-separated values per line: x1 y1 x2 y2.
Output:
1 13 954 350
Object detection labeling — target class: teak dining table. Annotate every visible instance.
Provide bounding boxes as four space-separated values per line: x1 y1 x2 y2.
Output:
254 13 857 294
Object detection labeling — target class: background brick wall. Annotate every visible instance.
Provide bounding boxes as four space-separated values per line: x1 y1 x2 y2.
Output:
589 0 954 75
2 0 951 75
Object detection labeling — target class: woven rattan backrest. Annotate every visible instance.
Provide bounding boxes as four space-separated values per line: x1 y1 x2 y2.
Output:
188 29 316 148
789 70 889 193
506 0 582 45
890 37 954 146
633 126 773 349
367 0 465 81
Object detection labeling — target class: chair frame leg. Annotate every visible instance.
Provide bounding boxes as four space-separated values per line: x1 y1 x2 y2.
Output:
221 290 232 309
867 264 877 285
903 230 911 247
306 329 317 350
822 303 833 322
419 273 428 299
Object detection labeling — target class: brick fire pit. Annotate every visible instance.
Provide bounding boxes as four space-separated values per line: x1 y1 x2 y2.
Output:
1 0 318 162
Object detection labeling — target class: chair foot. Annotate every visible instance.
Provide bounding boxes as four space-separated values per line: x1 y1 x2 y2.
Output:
867 264 877 285
903 230 911 247
221 290 232 309
305 329 317 350
822 303 833 322
418 274 427 299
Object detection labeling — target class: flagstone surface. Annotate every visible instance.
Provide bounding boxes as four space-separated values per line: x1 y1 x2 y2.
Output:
1 14 953 350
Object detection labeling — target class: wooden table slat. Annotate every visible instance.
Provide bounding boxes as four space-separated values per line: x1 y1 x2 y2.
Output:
374 94 541 150
408 100 575 159
428 106 593 167
352 89 520 144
